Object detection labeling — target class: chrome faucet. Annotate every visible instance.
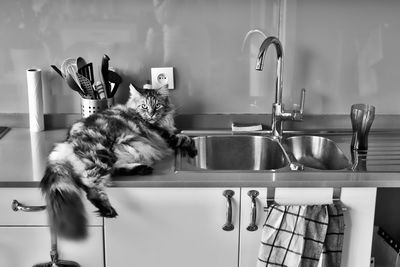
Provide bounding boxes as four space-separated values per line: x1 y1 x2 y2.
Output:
255 36 306 139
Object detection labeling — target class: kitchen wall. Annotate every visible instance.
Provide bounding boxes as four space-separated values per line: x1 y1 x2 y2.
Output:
0 0 279 114
0 0 399 115
283 0 400 115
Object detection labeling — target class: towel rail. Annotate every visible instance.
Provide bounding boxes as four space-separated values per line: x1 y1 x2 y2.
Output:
264 187 347 211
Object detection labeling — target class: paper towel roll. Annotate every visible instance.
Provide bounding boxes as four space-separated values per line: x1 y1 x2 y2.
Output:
26 68 44 132
30 132 45 181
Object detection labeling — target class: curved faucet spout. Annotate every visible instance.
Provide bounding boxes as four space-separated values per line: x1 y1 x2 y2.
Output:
255 36 283 71
254 36 305 139
255 36 284 104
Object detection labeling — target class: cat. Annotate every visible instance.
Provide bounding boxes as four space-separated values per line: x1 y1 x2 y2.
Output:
40 84 197 239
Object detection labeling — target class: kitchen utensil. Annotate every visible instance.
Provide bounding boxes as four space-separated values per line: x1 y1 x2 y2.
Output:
66 65 86 95
50 65 64 78
350 103 375 151
66 73 86 97
76 57 87 69
61 58 85 95
108 69 122 97
60 58 77 77
98 65 108 98
78 62 94 84
101 54 111 96
77 73 95 99
93 81 107 99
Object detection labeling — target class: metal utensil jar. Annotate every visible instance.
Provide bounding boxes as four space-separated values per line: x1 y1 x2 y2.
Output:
81 98 114 118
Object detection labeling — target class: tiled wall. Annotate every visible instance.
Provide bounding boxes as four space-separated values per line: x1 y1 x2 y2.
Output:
0 0 399 115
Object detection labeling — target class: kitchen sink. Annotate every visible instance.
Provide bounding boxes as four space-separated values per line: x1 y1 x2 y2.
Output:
176 133 351 172
283 135 351 170
184 135 290 171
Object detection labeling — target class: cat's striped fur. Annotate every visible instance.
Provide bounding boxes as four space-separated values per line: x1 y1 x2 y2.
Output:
40 84 196 239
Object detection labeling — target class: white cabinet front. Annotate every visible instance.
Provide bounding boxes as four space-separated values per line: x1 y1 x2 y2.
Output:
0 188 104 267
239 187 377 267
105 188 240 267
0 227 103 267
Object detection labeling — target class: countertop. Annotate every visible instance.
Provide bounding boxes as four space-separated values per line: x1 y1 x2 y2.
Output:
1 128 400 188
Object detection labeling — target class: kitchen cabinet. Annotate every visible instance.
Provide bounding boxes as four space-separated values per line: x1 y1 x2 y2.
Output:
105 187 376 267
239 187 377 267
5 187 374 267
0 188 104 267
104 188 240 267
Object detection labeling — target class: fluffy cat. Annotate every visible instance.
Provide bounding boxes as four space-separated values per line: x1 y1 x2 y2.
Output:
40 84 197 239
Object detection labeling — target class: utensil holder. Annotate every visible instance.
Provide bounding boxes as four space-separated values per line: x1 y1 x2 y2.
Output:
81 98 114 118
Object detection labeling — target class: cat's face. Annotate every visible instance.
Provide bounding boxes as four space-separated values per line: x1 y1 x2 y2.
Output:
127 84 172 124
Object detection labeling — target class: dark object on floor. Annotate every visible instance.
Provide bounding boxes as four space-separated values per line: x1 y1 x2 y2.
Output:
0 127 10 140
32 228 80 267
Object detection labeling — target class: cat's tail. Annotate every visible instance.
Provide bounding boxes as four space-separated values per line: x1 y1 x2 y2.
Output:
40 143 87 240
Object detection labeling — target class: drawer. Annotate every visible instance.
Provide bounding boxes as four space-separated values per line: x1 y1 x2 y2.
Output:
0 188 102 226
0 226 103 267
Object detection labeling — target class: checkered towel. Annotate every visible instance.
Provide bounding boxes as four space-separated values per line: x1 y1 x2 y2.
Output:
322 203 345 267
257 205 308 267
299 206 329 267
257 204 344 267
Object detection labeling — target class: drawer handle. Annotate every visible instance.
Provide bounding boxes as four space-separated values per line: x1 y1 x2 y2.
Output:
11 200 46 212
222 190 235 231
247 190 259 231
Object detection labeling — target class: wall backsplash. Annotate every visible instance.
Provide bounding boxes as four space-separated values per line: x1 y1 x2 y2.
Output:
0 0 398 115
284 0 400 115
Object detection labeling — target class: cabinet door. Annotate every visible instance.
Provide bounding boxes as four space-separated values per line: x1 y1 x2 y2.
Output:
239 187 333 267
105 188 240 267
0 188 104 267
239 187 376 267
0 227 103 267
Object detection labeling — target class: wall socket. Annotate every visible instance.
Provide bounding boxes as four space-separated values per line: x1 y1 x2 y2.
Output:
151 67 174 89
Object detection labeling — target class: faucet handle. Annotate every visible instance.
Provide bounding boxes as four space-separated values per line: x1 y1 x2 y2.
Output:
299 88 306 114
292 88 306 120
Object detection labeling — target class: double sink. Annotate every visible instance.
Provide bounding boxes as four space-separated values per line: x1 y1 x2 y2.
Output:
176 134 351 172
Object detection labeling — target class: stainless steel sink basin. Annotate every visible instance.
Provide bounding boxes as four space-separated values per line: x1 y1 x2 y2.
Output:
185 135 290 170
283 136 351 170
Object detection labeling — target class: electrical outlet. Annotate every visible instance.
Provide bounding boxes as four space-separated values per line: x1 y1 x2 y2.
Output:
151 67 174 89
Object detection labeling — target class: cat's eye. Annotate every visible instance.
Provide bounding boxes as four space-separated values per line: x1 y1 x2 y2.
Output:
155 103 163 109
141 104 148 110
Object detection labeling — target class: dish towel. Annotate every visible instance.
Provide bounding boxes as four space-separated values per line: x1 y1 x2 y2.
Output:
322 203 345 267
257 205 308 267
257 204 345 267
299 205 329 267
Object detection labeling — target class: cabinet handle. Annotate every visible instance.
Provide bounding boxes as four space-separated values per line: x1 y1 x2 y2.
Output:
222 190 235 231
247 190 259 231
11 200 46 212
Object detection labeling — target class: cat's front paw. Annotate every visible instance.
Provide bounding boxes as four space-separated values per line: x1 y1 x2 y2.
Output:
97 206 118 218
173 134 198 158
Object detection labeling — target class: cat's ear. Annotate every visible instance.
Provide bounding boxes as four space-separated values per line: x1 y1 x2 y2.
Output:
157 84 169 98
129 84 142 99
